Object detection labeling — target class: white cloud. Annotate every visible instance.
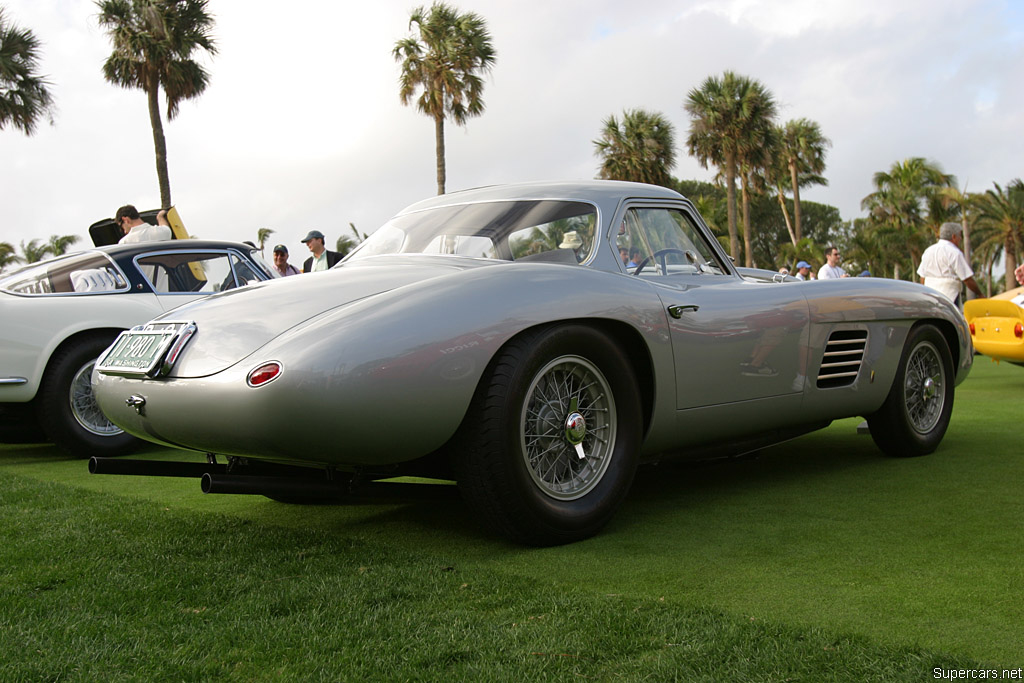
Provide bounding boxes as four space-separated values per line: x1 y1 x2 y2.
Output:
1 0 1022 253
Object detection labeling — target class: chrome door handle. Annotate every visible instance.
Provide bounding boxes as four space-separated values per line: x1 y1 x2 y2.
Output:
667 304 699 319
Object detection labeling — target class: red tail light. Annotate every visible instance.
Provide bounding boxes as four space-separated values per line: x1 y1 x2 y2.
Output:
969 322 975 336
1015 323 1023 339
247 362 282 387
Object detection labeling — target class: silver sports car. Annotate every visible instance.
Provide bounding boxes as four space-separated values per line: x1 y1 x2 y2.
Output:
92 181 972 545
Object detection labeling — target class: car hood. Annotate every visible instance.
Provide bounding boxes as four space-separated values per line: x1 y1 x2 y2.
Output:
158 255 490 377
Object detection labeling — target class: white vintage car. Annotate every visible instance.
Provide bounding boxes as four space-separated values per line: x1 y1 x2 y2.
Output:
0 238 274 456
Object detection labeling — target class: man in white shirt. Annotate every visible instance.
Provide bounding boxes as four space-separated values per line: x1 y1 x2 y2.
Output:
817 246 848 279
116 205 172 244
917 222 981 306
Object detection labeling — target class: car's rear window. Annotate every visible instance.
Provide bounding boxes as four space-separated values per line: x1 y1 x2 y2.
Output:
348 200 598 265
0 252 128 295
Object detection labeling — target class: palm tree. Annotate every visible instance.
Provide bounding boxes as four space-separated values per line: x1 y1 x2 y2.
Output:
46 234 80 256
843 220 893 279
937 185 976 265
593 109 676 188
690 193 730 253
0 241 19 271
763 147 798 248
861 158 953 279
393 2 496 195
778 119 830 242
738 133 774 268
0 8 56 135
974 180 1024 292
18 238 50 264
775 237 822 273
256 228 274 254
685 71 777 264
336 223 367 257
96 0 217 207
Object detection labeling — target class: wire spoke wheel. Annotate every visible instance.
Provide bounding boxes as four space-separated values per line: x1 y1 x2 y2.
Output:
69 359 123 437
520 355 616 500
41 335 139 457
868 324 955 458
454 324 641 544
903 340 945 434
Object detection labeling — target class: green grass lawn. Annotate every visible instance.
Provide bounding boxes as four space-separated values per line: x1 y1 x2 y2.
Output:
1 358 1022 679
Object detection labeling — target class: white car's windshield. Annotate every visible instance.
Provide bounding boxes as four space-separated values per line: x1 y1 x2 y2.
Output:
348 200 598 265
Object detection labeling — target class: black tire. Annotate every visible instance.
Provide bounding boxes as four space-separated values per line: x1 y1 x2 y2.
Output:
38 334 141 458
867 324 954 457
454 324 642 545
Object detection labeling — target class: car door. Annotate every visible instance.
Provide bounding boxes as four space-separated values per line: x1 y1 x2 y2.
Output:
619 204 810 410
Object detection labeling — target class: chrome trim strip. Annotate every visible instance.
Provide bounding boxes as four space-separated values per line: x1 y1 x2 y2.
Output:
820 370 860 379
822 349 865 357
0 377 28 385
159 322 198 376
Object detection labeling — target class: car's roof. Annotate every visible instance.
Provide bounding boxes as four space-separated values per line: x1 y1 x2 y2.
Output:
94 239 258 257
397 180 686 215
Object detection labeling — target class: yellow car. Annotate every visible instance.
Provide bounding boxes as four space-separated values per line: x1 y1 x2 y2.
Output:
964 287 1024 363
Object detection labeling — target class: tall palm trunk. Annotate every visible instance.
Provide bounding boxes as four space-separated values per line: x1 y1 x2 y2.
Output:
909 247 922 283
740 173 753 267
147 75 171 207
961 214 971 265
789 161 802 242
724 153 739 261
1005 232 1019 292
434 113 446 195
775 182 797 247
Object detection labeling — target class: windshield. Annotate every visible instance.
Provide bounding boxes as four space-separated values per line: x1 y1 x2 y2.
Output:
0 251 128 295
348 200 598 265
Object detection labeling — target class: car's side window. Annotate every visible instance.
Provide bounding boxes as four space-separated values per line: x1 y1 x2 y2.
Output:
620 207 727 276
137 252 238 293
508 212 597 264
230 254 261 287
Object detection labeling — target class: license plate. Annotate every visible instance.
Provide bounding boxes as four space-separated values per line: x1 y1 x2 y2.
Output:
96 321 195 377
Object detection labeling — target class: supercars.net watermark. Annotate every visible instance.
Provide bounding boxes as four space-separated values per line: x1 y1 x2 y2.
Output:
933 669 1023 680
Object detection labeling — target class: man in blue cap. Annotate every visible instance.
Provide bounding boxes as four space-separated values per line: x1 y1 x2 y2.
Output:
794 260 813 280
301 230 344 273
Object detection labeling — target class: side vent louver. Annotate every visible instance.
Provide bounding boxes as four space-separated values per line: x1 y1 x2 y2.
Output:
817 330 868 389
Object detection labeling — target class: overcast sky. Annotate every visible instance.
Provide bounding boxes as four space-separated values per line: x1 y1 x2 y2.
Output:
2 0 1022 256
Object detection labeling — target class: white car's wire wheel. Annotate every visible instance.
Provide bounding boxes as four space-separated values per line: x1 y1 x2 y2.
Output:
455 324 642 546
867 324 955 457
69 359 122 437
39 334 141 458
